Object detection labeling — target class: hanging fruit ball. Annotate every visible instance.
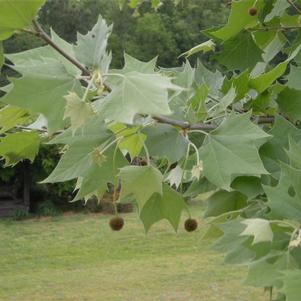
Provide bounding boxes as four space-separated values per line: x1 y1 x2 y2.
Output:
184 218 198 232
109 216 124 231
248 7 257 16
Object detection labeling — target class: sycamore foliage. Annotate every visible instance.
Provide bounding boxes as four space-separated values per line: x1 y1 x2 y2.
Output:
1 0 301 300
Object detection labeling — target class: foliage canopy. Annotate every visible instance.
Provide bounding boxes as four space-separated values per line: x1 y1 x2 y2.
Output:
1 0 301 300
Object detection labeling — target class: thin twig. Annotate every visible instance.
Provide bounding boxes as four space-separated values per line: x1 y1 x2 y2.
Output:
152 115 274 131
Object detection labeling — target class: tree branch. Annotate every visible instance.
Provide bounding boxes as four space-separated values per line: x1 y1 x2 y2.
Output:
31 19 90 76
287 0 301 15
152 115 216 131
152 115 274 131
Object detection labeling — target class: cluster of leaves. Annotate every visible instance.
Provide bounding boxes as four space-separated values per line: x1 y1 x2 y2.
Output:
2 0 301 299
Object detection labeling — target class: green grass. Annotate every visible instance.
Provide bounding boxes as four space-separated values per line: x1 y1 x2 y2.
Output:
0 204 267 301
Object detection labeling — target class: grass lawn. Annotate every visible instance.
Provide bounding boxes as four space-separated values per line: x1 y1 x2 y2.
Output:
0 204 267 301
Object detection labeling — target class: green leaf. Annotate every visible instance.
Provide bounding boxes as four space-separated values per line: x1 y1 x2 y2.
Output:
240 218 273 244
0 0 45 40
50 29 80 76
43 117 110 183
250 61 287 93
211 87 236 116
249 45 301 93
216 32 263 71
122 53 157 74
215 220 289 265
250 91 273 113
6 30 78 76
245 252 294 287
260 116 301 176
172 61 195 102
287 66 301 91
231 176 264 199
221 70 250 102
142 124 188 163
186 83 208 122
200 113 269 190
262 32 287 63
195 61 224 95
75 15 112 71
49 116 110 146
286 138 301 169
252 28 277 50
180 39 215 58
98 72 178 124
184 177 216 198
165 165 183 189
212 219 251 256
265 0 290 22
277 88 301 122
118 131 146 160
64 92 94 131
263 164 301 222
119 165 163 211
1 57 81 133
5 45 54 64
73 147 127 201
0 105 29 133
140 184 185 232
279 270 301 301
0 131 40 166
263 163 301 222
209 0 262 41
42 143 95 183
109 124 146 160
204 190 247 218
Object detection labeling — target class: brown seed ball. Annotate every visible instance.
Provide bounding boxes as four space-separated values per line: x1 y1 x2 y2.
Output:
184 218 198 232
248 7 257 16
109 216 124 231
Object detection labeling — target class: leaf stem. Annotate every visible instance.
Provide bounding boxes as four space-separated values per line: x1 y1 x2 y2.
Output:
270 220 298 229
187 139 200 165
103 72 125 78
82 72 97 102
100 136 123 155
179 143 191 193
188 129 209 136
207 102 220 113
112 188 119 216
